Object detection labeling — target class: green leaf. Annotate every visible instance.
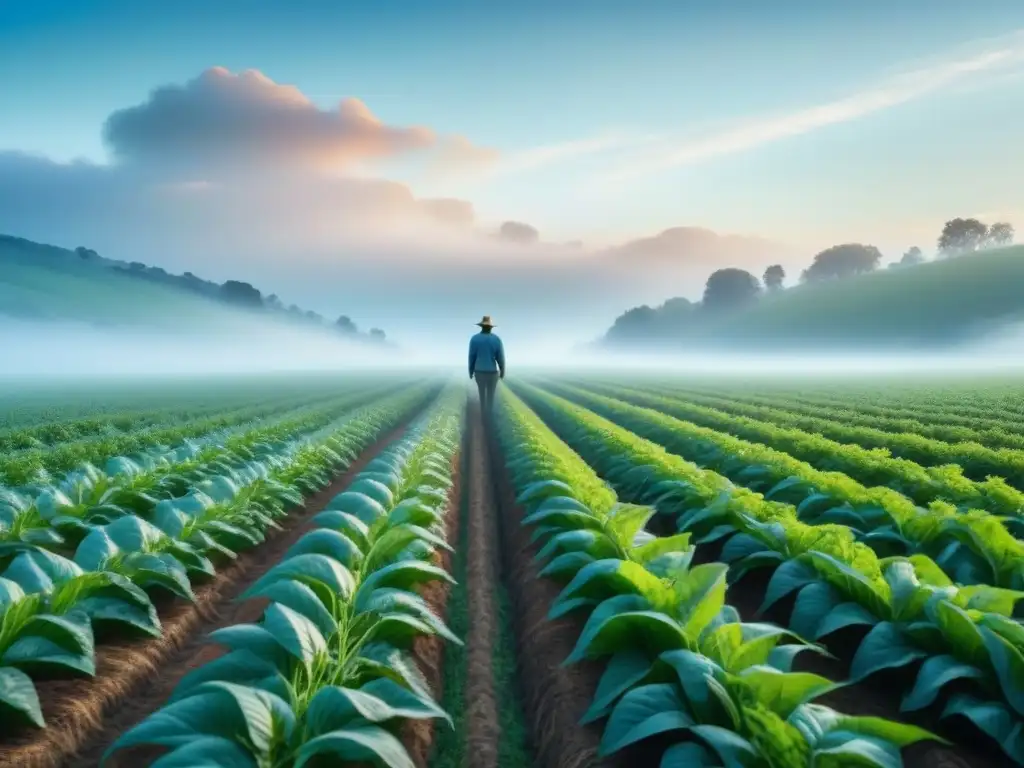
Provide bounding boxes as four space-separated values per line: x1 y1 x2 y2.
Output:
242 554 355 603
0 666 44 728
326 492 386 525
515 481 575 506
934 601 987 669
568 595 686 664
739 666 838 718
583 650 654 725
606 504 656 547
599 682 694 755
355 561 454 610
789 582 839 640
677 563 729 639
658 649 730 723
760 558 818 614
243 579 336 639
2 636 95 676
191 681 294 758
262 603 327 669
539 551 596 580
633 533 693 565
347 479 394 508
104 691 248 759
901 654 986 712
170 650 282 702
552 559 671 615
850 622 927 682
815 602 879 640
812 735 901 768
311 510 371 550
659 742 718 767
689 724 760 766
148 736 257 768
295 724 415 768
305 678 449 737
941 695 1024 763
979 626 1024 717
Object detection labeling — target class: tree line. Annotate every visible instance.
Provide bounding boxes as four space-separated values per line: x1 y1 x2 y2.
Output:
70 245 388 343
606 216 1015 344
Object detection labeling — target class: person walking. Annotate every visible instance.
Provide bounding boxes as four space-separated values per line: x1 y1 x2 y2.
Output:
468 315 505 413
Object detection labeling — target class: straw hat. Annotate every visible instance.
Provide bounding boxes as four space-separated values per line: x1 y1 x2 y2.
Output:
476 315 495 328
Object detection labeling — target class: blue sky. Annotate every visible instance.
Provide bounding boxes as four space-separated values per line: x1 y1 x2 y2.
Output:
2 0 1023 322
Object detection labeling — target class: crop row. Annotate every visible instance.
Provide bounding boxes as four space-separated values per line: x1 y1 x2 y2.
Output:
543 381 1024 590
643 381 1024 465
0 385 415 558
0 383 403 487
103 386 463 766
674 386 1024 452
513 382 1024 765
0 384 434 733
691 382 1024 429
568 379 1024 517
493 387 935 767
0 391 313 453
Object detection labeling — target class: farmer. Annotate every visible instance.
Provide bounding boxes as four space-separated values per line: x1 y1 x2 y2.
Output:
468 315 505 413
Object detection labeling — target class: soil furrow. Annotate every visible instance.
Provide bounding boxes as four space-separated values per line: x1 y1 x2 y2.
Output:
463 408 502 768
0 418 416 768
399 441 463 768
482 412 640 768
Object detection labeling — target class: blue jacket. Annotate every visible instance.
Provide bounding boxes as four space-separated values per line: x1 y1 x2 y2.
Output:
468 332 505 376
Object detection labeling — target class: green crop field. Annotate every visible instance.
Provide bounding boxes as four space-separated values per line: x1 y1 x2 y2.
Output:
2 372 1023 767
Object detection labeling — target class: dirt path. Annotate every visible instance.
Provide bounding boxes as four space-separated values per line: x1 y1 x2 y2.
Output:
460 408 503 768
0 419 416 768
481 408 637 768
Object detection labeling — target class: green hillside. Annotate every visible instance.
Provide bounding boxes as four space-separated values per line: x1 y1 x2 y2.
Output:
0 238 250 330
609 245 1024 351
0 235 387 344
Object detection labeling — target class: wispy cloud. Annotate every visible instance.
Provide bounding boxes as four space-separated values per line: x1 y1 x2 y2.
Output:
604 30 1024 181
496 133 651 174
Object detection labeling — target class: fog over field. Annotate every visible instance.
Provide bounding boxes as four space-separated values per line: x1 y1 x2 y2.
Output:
5 312 1024 380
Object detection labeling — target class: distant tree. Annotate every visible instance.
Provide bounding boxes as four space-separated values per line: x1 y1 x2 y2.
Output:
219 280 263 308
900 246 924 266
74 246 98 260
938 218 989 256
287 304 303 315
606 305 659 342
369 328 386 342
987 222 1015 248
304 310 324 324
763 264 785 291
702 268 761 312
801 244 882 282
498 221 539 245
129 261 146 272
335 315 359 334
264 293 284 311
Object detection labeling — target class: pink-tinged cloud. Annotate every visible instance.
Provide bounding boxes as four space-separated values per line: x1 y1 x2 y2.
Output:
601 226 798 270
103 67 493 174
419 198 477 227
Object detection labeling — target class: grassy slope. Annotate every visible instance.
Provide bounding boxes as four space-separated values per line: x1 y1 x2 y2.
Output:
700 245 1024 349
0 236 257 331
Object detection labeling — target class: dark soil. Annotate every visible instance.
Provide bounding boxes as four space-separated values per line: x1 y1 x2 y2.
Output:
462 411 502 768
482 410 645 768
0 420 416 768
399 442 463 768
